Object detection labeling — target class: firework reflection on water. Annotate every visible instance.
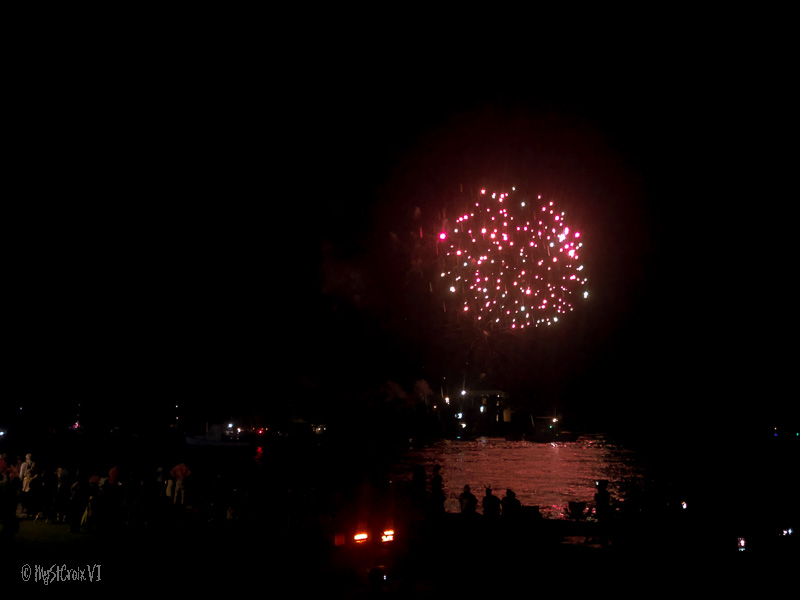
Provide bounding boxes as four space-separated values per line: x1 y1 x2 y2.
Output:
390 434 647 520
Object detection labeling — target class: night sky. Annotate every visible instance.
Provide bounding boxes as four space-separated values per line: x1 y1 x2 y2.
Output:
6 37 798 441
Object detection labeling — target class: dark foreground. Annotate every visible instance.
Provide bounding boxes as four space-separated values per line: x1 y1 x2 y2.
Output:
2 428 798 594
4 499 797 596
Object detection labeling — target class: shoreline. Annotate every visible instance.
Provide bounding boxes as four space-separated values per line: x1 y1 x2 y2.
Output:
4 493 797 594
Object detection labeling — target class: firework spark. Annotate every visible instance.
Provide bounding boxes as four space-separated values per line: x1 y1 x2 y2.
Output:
437 187 588 331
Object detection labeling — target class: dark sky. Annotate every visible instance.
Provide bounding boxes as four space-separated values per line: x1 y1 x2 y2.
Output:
6 35 798 435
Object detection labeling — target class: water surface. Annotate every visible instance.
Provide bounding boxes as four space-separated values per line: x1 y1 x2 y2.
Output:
389 434 647 519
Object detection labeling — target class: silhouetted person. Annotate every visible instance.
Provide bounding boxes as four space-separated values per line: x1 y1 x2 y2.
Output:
593 480 611 548
501 489 521 520
594 480 611 521
410 464 426 516
31 464 51 521
108 465 119 487
170 461 191 505
482 487 501 520
52 467 70 523
69 474 89 533
0 466 20 543
22 461 40 518
19 454 33 489
427 465 445 519
19 454 35 517
430 464 443 493
568 501 587 520
459 485 477 515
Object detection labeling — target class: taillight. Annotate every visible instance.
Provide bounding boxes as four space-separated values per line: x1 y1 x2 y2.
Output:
381 529 394 543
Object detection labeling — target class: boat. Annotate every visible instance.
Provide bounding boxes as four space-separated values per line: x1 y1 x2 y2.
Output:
185 423 253 447
185 435 251 447
521 414 582 443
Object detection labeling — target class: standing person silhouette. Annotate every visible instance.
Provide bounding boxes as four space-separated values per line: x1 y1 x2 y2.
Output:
170 461 191 505
20 456 37 518
427 464 445 519
593 480 611 548
482 487 501 520
501 489 521 520
459 485 477 515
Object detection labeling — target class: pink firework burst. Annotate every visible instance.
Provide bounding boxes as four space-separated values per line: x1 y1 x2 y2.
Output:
437 187 588 331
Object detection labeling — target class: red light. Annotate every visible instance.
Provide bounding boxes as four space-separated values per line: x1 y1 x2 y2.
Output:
354 532 368 543
439 232 447 240
381 530 395 543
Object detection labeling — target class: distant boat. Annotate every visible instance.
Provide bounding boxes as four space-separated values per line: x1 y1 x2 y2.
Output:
185 435 251 447
524 429 582 444
522 415 581 443
185 423 252 447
